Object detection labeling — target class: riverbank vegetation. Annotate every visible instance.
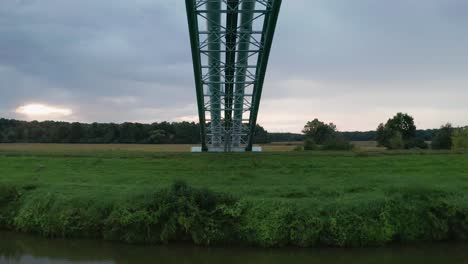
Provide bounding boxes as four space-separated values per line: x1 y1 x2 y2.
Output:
1 150 467 247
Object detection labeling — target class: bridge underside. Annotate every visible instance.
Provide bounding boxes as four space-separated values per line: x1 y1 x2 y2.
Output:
185 0 282 152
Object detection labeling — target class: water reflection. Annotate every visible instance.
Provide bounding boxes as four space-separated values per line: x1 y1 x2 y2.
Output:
1 232 467 264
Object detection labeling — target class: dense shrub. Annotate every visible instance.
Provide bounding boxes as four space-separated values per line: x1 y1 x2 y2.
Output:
293 145 304 151
405 139 429 149
0 185 20 228
387 132 405 150
303 138 317 151
240 201 323 247
11 182 241 245
452 127 468 150
319 201 395 246
12 192 109 238
321 134 354 151
431 124 453 150
103 181 242 245
0 185 19 206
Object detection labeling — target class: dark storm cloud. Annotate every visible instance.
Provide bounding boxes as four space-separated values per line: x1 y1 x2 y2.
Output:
0 0 197 122
0 0 467 131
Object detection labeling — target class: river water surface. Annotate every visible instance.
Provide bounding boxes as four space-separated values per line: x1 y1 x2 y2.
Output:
1 232 467 264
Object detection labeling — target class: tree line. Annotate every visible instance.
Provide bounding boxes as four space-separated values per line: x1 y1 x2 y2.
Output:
300 113 468 151
269 129 437 143
376 113 468 150
341 129 437 142
0 118 271 144
0 117 460 145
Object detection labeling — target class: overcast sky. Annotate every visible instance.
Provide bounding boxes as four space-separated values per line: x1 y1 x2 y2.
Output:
1 0 468 132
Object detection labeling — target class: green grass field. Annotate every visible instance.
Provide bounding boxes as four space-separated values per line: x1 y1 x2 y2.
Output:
1 144 467 247
0 141 385 154
0 145 467 203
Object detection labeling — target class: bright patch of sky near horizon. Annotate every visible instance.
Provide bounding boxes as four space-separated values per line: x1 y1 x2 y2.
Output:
16 103 72 118
1 0 467 132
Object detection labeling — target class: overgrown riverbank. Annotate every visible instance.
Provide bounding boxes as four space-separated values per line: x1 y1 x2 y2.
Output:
1 182 467 247
0 149 467 247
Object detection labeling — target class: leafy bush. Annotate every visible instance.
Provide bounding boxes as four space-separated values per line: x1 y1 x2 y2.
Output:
431 124 453 150
0 185 19 205
319 201 395 246
405 139 429 149
321 134 354 150
452 127 468 150
240 201 322 247
0 185 20 228
103 181 242 245
293 145 304 152
303 138 317 151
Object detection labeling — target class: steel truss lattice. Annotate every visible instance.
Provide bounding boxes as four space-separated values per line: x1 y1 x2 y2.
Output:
185 0 282 152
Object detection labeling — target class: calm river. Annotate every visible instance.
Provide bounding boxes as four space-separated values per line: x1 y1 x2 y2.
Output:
1 232 467 264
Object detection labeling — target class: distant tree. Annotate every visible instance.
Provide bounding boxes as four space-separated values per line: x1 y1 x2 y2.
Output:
254 124 270 144
54 123 71 143
339 129 436 142
2 128 16 143
29 121 47 142
376 123 390 147
452 127 468 149
149 129 167 144
341 131 376 141
104 123 120 143
376 113 418 149
302 119 353 150
269 132 304 142
173 122 200 144
415 129 437 141
431 123 454 150
119 122 136 143
386 113 416 140
302 119 337 144
70 122 84 143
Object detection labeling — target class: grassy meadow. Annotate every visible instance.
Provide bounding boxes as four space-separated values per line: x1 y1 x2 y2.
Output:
0 143 467 247
0 141 385 154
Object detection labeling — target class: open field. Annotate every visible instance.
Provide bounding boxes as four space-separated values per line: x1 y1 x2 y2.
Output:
0 143 300 153
0 144 467 247
0 141 408 154
0 145 467 201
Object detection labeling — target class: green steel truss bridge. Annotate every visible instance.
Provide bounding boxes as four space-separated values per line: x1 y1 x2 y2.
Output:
185 0 282 152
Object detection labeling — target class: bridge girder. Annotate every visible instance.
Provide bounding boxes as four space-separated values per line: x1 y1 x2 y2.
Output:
185 0 282 152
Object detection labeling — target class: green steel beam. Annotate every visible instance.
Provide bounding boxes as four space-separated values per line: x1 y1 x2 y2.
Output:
186 0 282 152
185 0 208 151
223 0 240 151
206 1 222 147
246 0 282 151
233 0 255 147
